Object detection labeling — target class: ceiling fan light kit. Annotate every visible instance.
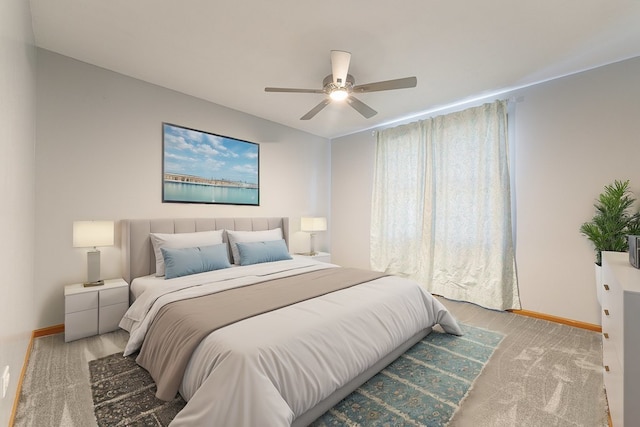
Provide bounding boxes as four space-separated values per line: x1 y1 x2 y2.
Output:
265 50 417 120
325 73 353 101
330 89 349 101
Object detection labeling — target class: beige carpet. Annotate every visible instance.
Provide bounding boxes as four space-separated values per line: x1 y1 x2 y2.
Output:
14 330 128 427
13 298 607 426
439 298 607 427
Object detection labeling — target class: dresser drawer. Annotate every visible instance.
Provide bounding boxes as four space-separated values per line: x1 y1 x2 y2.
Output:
602 310 622 354
65 292 98 314
100 286 129 307
603 347 623 427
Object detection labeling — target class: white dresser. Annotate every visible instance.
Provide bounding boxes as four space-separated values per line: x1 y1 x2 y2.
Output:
601 251 640 427
64 278 129 342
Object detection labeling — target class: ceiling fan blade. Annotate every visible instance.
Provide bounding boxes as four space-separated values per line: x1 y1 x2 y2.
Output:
330 50 351 87
300 98 331 120
352 76 417 93
265 87 324 94
346 96 377 119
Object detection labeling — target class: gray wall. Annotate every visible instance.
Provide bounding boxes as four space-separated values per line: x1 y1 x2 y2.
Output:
0 0 37 424
331 56 640 325
35 50 331 328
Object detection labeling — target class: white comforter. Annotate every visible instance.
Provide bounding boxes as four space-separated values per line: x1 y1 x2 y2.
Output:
120 258 462 426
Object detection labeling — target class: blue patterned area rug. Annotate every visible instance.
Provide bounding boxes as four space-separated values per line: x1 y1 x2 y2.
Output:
89 324 503 426
311 324 504 426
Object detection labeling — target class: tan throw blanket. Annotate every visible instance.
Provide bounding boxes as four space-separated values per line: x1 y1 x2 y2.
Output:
136 267 386 400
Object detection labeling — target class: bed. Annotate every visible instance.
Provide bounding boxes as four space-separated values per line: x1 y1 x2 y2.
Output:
119 217 462 426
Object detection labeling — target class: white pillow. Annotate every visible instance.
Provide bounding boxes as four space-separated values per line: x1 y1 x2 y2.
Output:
150 230 224 276
226 228 283 264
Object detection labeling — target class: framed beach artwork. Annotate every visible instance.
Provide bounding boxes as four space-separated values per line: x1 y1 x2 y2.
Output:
162 123 260 205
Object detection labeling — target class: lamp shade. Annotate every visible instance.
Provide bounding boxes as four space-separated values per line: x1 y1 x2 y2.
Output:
301 217 327 232
73 221 114 248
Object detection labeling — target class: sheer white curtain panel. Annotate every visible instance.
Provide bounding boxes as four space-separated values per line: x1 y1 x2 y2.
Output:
371 100 520 310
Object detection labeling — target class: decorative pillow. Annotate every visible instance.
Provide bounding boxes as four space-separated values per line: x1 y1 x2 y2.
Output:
226 228 283 264
236 240 292 266
150 229 224 276
161 244 231 279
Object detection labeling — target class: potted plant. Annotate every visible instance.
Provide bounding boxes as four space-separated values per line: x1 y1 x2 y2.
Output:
580 179 639 304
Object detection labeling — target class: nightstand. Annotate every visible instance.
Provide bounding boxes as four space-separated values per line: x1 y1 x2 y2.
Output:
64 278 129 342
297 251 332 263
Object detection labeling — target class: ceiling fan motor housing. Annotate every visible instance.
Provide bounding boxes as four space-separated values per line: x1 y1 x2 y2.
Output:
323 74 355 94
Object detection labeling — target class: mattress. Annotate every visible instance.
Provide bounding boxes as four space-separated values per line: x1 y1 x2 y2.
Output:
130 274 159 301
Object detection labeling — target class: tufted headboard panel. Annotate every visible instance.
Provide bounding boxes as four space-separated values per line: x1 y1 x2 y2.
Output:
121 217 289 283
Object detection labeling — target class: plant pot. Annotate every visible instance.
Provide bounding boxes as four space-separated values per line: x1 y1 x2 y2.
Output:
595 263 603 306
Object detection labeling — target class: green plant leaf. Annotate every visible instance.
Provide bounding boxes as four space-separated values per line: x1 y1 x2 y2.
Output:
580 179 639 265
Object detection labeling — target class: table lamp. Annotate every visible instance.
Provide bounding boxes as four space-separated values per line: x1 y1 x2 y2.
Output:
73 220 114 287
301 217 327 256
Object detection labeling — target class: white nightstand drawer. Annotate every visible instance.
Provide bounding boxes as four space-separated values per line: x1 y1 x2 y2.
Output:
65 292 98 314
101 286 129 307
296 252 332 263
312 253 331 263
65 278 129 342
65 309 98 342
99 302 128 334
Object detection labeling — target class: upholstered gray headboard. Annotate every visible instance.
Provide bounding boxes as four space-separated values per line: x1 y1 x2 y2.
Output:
121 217 289 283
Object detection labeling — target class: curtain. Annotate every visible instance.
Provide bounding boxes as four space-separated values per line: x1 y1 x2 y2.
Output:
371 100 520 310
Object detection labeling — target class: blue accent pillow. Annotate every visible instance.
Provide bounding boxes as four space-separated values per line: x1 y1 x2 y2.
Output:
161 243 231 279
236 239 292 266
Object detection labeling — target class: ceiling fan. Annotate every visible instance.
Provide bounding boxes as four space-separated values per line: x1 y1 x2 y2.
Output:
265 50 417 120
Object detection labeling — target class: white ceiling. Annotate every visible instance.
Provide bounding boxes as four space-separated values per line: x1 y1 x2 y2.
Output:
29 0 640 139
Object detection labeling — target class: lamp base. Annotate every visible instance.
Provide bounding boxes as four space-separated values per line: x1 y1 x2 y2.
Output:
297 251 319 257
83 280 104 287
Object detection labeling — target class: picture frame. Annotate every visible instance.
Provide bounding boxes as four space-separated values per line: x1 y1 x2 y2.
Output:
162 123 260 205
